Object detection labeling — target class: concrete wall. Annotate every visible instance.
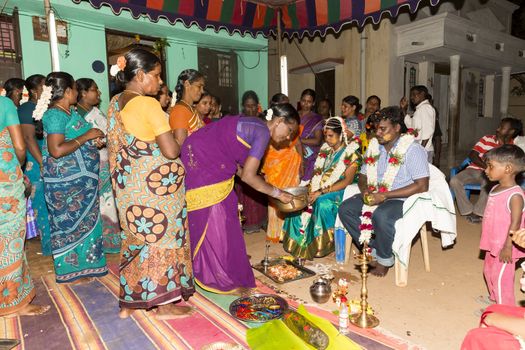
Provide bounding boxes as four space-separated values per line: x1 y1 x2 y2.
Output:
8 0 268 112
268 21 397 113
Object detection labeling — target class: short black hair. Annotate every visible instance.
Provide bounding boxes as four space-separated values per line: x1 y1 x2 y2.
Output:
485 144 525 173
366 95 381 107
501 117 523 138
377 106 408 133
410 85 429 99
242 90 259 106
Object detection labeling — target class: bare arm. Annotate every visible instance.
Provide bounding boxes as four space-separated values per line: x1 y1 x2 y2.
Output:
21 124 42 166
309 163 358 203
484 312 525 338
239 156 293 203
47 128 103 158
156 131 180 159
301 129 323 147
295 141 304 178
174 128 188 147
7 124 26 165
468 150 485 169
500 194 524 263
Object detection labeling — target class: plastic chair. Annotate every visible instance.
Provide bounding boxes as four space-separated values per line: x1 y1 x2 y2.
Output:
394 223 430 287
449 157 481 200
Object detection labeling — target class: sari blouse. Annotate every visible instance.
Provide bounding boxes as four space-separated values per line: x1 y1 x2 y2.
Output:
120 96 171 141
169 102 204 135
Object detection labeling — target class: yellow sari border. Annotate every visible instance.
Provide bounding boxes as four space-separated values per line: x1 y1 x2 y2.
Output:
194 278 256 295
192 223 208 259
186 177 235 212
236 135 251 149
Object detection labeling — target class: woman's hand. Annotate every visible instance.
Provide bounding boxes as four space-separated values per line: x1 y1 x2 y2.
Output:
308 190 321 204
84 128 104 141
277 191 294 204
94 137 106 149
345 129 354 139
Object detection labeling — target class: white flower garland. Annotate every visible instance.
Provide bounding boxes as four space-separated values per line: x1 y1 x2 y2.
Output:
298 139 360 235
358 134 415 244
310 140 360 193
32 85 53 121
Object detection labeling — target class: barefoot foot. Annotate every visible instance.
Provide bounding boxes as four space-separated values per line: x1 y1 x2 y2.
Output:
17 304 50 316
369 263 390 277
119 307 135 319
69 277 94 285
155 304 195 320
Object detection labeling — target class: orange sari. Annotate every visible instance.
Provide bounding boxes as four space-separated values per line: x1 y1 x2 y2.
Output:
262 125 304 242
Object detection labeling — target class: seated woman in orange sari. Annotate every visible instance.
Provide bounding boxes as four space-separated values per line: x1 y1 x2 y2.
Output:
169 69 205 146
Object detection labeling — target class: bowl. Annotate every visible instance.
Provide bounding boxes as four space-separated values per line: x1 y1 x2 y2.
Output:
269 186 308 213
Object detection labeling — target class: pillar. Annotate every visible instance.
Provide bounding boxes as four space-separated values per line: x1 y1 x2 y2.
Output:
447 55 460 170
500 66 511 118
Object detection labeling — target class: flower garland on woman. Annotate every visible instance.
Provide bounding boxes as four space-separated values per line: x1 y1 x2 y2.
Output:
282 117 361 259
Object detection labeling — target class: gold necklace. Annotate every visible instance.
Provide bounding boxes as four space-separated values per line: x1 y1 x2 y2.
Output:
77 103 92 113
179 99 195 112
55 104 71 115
124 89 143 96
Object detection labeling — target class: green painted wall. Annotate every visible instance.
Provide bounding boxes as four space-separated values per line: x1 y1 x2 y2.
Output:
7 0 268 112
238 50 268 110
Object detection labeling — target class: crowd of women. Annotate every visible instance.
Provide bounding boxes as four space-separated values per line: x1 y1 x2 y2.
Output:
1 47 388 318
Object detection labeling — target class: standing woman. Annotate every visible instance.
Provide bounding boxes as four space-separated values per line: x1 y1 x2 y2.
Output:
237 90 268 233
3 78 25 107
169 69 205 146
262 93 303 242
195 91 213 125
298 89 323 182
37 72 108 284
76 78 122 254
341 95 365 138
106 49 194 319
181 104 297 294
0 96 49 316
18 74 52 255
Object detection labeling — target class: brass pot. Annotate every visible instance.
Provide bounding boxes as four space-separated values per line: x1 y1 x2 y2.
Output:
309 278 332 304
269 186 308 213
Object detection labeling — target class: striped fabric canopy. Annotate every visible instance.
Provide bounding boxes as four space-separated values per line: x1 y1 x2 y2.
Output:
74 0 441 38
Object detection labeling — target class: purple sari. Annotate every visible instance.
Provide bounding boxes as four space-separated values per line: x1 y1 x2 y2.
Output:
181 116 265 293
300 112 324 181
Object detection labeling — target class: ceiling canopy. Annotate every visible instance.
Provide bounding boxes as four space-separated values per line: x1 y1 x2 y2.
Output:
73 0 441 38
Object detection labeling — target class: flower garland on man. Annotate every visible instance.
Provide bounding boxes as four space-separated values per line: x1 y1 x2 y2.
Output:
338 106 430 277
282 117 361 259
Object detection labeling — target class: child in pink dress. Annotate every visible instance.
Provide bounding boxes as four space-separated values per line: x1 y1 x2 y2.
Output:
480 144 525 305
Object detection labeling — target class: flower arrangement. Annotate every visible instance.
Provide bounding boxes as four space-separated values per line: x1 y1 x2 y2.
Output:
331 278 349 307
406 128 419 138
32 85 53 121
358 134 415 244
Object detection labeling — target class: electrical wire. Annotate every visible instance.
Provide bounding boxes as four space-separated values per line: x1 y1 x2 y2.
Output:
236 49 261 69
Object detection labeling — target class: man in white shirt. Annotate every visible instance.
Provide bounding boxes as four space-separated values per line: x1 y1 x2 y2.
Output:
401 85 435 162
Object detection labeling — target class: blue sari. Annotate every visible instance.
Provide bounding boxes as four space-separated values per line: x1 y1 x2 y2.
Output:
282 144 360 259
42 108 108 283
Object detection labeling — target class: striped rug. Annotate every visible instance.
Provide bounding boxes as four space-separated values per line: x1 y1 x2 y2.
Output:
0 270 419 350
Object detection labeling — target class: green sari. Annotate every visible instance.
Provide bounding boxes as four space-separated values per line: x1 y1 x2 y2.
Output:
42 108 108 283
282 143 360 259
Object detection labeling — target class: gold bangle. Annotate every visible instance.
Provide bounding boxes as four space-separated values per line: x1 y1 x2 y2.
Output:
74 139 81 147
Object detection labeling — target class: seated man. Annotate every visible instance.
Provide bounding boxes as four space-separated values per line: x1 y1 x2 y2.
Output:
450 117 521 223
338 106 429 276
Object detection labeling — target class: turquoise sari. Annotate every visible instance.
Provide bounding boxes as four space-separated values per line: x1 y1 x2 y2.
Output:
282 144 360 259
42 108 108 283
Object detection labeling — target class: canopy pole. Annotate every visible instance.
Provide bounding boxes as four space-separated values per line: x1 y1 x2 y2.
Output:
277 9 288 95
44 0 60 71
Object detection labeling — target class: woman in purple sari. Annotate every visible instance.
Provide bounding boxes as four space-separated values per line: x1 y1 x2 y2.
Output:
181 103 299 293
299 89 324 181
